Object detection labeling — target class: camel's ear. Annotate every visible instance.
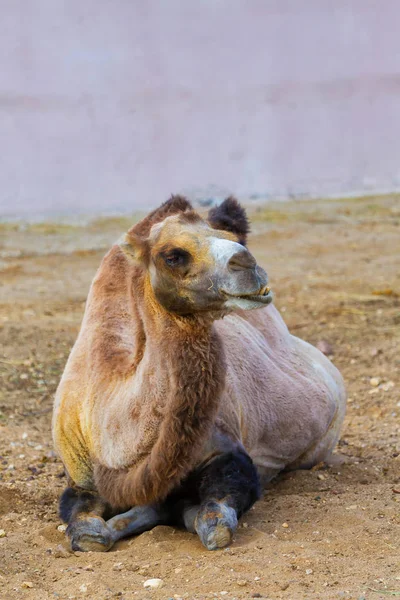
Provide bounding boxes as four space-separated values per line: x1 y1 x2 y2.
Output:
120 195 193 264
129 195 193 238
118 232 148 264
208 196 250 246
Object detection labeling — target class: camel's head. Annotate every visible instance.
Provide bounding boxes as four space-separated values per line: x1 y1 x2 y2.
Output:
119 195 272 315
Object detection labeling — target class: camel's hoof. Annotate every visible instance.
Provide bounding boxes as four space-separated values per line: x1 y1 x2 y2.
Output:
66 516 114 552
195 501 238 551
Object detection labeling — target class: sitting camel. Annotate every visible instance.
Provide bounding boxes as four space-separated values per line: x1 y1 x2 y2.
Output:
53 195 346 552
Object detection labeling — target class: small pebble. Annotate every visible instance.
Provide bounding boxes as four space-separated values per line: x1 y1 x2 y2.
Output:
79 584 88 593
305 569 313 575
22 582 34 588
282 522 289 528
143 579 164 590
381 381 395 391
369 388 380 395
57 524 67 533
0 529 6 538
112 562 124 571
281 583 290 590
370 377 381 387
53 544 70 558
237 580 247 586
316 340 334 355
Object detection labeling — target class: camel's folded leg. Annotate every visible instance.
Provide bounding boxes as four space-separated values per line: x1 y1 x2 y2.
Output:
59 486 114 552
105 505 168 543
184 450 261 551
60 486 169 551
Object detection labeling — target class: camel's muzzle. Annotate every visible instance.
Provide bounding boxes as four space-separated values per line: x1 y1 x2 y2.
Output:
221 286 273 305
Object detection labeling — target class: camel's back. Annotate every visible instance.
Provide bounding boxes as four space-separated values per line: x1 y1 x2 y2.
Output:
213 305 346 470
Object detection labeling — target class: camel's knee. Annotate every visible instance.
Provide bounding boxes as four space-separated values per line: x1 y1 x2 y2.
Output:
67 516 114 552
182 450 260 550
195 501 238 550
59 486 114 552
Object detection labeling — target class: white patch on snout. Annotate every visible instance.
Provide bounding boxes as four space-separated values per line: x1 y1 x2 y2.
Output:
209 237 245 267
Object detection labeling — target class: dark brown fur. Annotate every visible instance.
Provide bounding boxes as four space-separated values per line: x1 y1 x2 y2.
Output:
208 196 250 246
129 195 193 238
94 316 226 508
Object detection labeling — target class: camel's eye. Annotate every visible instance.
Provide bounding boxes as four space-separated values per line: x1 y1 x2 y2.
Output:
163 248 191 268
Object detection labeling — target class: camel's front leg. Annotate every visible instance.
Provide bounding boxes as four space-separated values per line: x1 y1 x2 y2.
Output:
60 486 169 551
184 450 261 551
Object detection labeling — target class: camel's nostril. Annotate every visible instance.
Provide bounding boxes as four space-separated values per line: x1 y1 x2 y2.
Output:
228 250 257 271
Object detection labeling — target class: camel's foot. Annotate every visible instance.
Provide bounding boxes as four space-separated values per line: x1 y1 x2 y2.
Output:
195 501 238 551
66 516 114 552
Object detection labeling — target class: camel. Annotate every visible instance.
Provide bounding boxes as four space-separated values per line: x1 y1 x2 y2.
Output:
52 195 346 552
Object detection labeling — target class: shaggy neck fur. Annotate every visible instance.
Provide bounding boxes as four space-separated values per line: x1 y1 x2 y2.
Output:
94 251 226 508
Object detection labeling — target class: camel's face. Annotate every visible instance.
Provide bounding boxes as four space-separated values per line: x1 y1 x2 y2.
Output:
147 215 271 315
121 198 272 315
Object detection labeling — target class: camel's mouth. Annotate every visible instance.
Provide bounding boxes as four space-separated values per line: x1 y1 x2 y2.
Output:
221 286 273 305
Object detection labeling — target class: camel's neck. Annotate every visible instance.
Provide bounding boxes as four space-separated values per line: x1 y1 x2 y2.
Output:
130 274 227 490
136 274 224 381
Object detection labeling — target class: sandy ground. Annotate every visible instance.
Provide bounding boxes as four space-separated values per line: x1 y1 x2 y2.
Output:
0 196 399 600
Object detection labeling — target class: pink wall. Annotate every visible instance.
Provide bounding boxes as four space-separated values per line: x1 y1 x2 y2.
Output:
1 1 400 218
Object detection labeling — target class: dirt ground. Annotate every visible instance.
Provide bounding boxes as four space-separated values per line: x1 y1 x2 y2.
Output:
0 196 399 600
